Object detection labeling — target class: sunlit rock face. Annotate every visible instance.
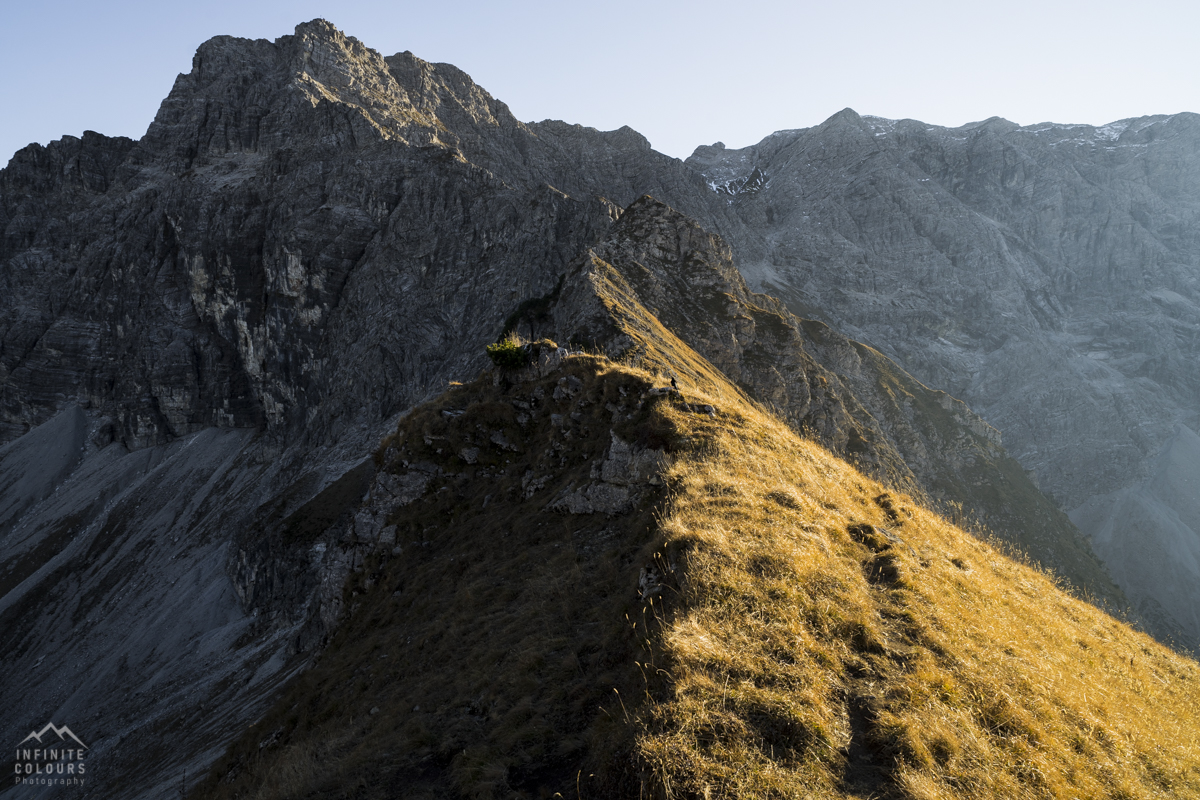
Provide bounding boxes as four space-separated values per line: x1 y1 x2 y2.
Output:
688 109 1200 644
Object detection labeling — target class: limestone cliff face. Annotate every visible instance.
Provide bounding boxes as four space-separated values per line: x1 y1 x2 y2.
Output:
687 110 1200 644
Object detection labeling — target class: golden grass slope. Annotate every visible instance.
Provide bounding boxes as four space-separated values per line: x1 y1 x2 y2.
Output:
199 355 1199 799
638 376 1200 799
586 278 1200 798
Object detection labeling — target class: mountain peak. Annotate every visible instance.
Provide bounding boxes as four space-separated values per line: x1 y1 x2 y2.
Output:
291 17 342 40
287 17 381 74
960 115 1018 132
825 107 864 126
142 19 448 168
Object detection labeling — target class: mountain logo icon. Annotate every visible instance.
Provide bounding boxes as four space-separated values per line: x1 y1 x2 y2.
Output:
18 722 88 749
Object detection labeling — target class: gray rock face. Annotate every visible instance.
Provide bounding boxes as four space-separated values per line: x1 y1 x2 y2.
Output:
0 403 87 528
1071 424 1200 645
547 428 672 515
0 415 281 800
687 110 1200 645
0 402 402 799
1 20 728 455
0 21 745 798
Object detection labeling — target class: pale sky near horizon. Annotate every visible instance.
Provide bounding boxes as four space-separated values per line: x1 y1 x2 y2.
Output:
2 0 1197 166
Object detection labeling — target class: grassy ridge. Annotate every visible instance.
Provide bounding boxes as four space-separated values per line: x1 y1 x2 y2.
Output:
197 349 1200 799
638 377 1200 798
195 254 1200 797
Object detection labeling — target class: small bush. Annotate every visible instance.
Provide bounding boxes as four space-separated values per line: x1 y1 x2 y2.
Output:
486 335 528 369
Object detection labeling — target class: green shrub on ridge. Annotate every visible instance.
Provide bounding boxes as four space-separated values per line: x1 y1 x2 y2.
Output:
486 335 528 369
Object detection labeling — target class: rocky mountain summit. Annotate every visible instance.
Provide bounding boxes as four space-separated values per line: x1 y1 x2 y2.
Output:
0 17 1195 799
0 19 736 454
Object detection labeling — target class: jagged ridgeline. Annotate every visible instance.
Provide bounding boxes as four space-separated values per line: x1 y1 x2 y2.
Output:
198 321 1200 798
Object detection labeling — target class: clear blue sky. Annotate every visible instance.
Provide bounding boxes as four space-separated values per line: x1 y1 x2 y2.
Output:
2 0 1197 165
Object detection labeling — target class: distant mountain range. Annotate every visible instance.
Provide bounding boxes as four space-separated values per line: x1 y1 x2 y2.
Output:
687 108 1200 644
